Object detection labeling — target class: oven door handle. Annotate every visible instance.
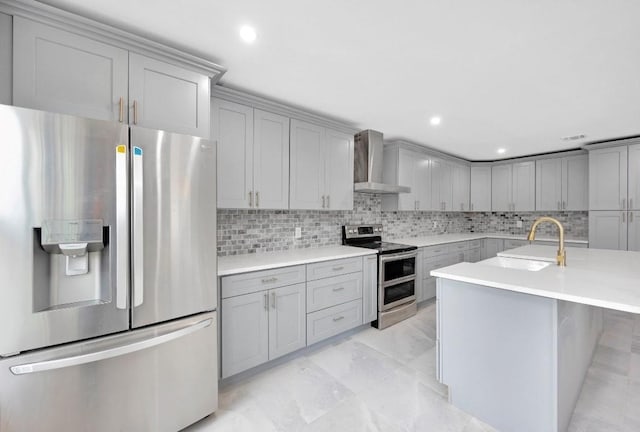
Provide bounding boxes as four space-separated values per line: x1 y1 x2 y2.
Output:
381 275 416 288
379 251 417 263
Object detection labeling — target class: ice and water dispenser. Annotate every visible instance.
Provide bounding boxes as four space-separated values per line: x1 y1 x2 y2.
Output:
33 220 110 312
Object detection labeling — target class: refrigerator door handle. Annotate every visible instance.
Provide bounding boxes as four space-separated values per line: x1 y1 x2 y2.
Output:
132 146 144 307
115 145 128 309
10 318 213 375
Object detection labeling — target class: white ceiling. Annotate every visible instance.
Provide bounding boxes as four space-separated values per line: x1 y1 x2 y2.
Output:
39 0 640 160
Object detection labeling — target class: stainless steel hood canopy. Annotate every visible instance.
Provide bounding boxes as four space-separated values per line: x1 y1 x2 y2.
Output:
353 130 410 194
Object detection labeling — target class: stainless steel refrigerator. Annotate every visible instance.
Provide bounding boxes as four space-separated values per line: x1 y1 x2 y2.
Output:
0 104 218 431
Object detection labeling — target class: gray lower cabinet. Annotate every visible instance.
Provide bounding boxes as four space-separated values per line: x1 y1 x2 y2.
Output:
0 12 12 105
221 283 305 378
307 299 362 345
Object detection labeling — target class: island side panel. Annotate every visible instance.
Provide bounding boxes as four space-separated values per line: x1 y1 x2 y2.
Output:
437 278 559 432
557 301 603 432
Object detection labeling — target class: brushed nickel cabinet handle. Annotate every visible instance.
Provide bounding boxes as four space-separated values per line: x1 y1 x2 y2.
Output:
261 277 278 284
322 195 325 208
249 191 253 207
333 316 345 322
332 266 344 271
630 212 634 223
623 199 626 210
327 195 330 209
118 97 124 122
623 212 626 223
133 100 138 125
332 286 345 292
255 191 259 208
264 293 268 311
271 292 276 309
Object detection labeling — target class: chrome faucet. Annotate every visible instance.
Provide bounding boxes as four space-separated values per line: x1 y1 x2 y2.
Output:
527 216 566 266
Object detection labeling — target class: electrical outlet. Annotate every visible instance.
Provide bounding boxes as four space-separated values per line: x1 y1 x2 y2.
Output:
432 221 437 228
294 227 302 239
516 220 523 228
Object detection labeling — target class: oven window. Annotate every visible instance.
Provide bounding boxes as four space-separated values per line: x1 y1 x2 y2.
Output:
383 280 415 305
383 256 415 282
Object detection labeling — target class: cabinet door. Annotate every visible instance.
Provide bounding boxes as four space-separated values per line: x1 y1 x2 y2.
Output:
268 284 306 360
129 53 210 137
562 155 588 211
452 164 470 211
363 255 378 323
416 154 432 210
629 212 640 252
589 147 627 210
221 291 269 378
212 99 253 209
628 144 640 210
588 211 627 251
491 164 512 211
397 149 418 210
324 128 354 210
253 109 290 209
0 12 11 105
290 120 324 209
13 17 128 122
512 161 535 211
431 159 452 210
536 158 562 211
470 166 492 211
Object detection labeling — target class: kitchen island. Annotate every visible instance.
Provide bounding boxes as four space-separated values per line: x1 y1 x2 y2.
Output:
431 245 640 432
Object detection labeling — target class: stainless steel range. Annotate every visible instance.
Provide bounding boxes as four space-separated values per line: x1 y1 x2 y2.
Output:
342 224 418 329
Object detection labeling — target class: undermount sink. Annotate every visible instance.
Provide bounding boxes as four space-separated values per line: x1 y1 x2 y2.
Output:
480 257 552 272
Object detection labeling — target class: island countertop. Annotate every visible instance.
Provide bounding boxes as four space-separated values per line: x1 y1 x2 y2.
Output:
431 245 640 313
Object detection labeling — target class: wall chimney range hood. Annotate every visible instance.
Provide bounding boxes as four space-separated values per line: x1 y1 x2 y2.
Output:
353 130 410 194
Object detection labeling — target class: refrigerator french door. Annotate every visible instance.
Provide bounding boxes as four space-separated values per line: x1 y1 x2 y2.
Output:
0 105 218 431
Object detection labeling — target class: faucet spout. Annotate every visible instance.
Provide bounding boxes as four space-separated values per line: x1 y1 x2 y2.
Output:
527 217 566 266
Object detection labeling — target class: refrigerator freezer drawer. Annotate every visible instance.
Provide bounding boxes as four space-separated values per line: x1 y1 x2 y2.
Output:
0 311 218 432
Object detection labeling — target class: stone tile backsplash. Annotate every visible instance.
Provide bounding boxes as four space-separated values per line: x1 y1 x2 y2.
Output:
217 193 588 256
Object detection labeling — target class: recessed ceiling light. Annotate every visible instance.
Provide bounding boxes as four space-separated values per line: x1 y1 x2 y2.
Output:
497 148 506 155
429 116 441 126
239 25 257 44
561 134 586 141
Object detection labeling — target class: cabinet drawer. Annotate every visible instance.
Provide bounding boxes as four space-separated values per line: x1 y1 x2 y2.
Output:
306 299 363 345
221 265 306 298
449 241 469 252
307 272 363 313
422 244 450 258
468 240 482 249
306 257 363 281
504 239 528 250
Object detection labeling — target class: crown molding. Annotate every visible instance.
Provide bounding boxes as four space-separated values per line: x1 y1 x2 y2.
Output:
212 85 359 134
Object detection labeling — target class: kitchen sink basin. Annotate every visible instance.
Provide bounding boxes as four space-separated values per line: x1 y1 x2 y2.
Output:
480 257 552 271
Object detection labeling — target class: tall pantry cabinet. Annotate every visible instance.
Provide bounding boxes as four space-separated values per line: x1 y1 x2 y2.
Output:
588 141 640 251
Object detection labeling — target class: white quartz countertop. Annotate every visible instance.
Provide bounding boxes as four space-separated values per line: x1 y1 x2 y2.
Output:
392 233 587 248
218 245 377 276
431 245 640 313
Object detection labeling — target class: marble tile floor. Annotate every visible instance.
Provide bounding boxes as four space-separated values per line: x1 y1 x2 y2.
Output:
184 304 640 432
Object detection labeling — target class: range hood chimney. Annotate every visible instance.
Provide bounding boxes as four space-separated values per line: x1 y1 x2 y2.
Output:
353 130 410 194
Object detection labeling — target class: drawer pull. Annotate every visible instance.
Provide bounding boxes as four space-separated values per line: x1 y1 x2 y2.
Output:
333 316 345 322
261 277 278 284
332 286 345 292
332 266 345 271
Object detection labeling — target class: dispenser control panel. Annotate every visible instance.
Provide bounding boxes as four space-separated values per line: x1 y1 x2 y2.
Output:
41 219 104 253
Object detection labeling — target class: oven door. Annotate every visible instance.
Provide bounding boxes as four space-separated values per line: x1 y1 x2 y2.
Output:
379 251 417 311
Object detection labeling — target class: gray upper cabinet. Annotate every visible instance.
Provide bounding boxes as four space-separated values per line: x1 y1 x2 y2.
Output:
535 158 562 211
470 166 491 212
562 155 588 211
290 119 353 210
492 161 535 211
212 99 290 209
212 99 253 209
12 17 210 137
589 146 627 211
628 144 640 210
128 53 210 137
13 16 128 122
451 163 470 212
0 12 12 105
381 147 430 211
